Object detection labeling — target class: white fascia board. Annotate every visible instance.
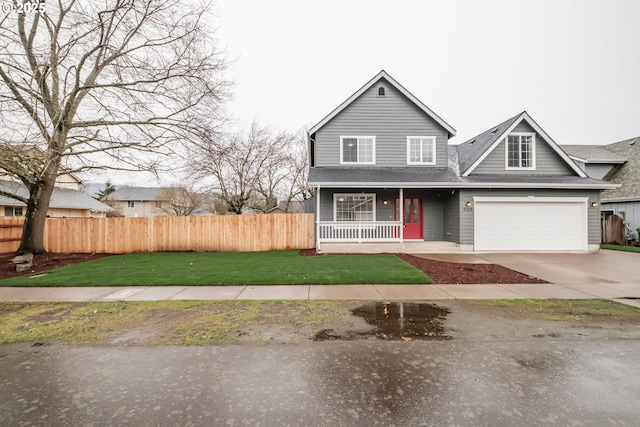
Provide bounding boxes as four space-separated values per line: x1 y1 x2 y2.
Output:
308 181 619 189
473 196 588 203
309 71 456 137
462 115 524 177
568 154 625 164
462 112 588 178
518 112 587 177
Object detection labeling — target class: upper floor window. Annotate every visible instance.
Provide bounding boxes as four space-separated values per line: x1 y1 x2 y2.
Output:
127 201 135 208
407 136 436 165
506 133 535 169
377 86 385 96
340 136 375 164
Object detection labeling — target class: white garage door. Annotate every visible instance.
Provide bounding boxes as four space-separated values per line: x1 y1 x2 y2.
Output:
474 197 588 251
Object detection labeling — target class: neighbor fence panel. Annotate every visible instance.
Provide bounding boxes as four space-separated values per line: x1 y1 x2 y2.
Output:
0 214 314 254
0 217 24 253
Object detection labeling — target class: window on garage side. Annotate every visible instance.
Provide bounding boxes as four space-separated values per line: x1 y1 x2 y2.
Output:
506 133 535 169
334 194 375 221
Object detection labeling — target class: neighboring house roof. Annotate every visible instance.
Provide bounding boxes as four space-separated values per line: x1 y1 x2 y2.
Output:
308 167 613 189
105 186 163 201
0 180 113 212
598 137 640 202
561 145 626 164
308 70 456 138
456 111 586 178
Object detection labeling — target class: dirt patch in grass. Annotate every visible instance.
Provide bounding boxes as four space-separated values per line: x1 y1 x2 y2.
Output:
0 253 112 280
396 253 547 284
299 249 546 284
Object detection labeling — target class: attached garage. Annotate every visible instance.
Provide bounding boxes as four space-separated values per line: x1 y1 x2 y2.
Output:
474 197 589 251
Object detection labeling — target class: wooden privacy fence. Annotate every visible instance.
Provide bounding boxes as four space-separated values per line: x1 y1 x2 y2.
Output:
601 213 626 245
0 217 23 254
0 214 315 254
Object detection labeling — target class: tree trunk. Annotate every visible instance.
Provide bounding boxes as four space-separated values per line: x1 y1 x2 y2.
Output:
18 179 56 254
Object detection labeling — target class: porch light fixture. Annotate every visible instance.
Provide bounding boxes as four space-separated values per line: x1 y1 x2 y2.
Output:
465 201 473 207
591 202 599 207
383 200 388 205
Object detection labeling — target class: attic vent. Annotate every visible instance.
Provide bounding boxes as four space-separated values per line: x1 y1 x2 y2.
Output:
469 139 475 144
377 86 385 96
630 140 636 145
490 128 498 134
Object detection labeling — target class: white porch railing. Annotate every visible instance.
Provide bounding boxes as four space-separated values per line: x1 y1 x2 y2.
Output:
318 221 402 243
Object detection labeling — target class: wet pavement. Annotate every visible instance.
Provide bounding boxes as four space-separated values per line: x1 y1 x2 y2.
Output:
1 339 639 426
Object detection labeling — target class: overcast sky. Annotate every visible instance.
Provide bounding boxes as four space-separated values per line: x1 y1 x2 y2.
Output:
215 0 640 146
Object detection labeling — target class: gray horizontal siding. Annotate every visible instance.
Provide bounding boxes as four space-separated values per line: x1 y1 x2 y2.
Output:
443 191 460 243
458 189 601 245
601 201 640 236
471 121 574 175
315 78 449 168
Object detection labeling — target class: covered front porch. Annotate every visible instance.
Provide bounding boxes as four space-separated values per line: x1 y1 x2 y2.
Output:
313 186 462 252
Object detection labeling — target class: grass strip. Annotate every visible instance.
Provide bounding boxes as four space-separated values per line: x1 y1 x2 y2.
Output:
600 244 640 253
0 250 432 287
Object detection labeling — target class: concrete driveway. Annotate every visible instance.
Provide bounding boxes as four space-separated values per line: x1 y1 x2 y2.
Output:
422 250 640 299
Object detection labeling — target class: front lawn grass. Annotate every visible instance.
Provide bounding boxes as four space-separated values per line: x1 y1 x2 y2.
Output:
0 250 432 287
600 244 640 253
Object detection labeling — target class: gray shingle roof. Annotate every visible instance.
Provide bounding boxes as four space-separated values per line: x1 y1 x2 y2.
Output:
561 145 626 163
105 186 163 201
455 112 522 175
599 137 640 201
0 180 113 212
308 168 615 189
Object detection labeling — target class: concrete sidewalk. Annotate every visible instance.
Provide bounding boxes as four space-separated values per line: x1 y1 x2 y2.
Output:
1 282 640 308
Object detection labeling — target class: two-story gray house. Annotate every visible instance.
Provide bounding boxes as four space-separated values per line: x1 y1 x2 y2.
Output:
308 70 616 252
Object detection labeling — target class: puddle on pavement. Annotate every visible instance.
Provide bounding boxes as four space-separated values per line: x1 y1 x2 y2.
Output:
313 302 451 341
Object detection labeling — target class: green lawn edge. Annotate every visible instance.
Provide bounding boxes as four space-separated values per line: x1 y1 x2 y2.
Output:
0 250 433 287
600 244 640 253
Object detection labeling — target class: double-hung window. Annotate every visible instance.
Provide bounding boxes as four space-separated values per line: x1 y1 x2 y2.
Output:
340 136 375 164
334 194 375 222
407 136 436 165
506 133 535 169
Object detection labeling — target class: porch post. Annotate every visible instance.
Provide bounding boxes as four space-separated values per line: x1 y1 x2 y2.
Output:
399 187 404 242
316 185 321 252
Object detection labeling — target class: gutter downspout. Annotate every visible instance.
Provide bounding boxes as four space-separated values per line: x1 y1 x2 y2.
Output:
399 187 404 252
316 185 321 253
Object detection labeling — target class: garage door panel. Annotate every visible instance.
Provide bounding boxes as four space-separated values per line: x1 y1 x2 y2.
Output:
475 200 587 251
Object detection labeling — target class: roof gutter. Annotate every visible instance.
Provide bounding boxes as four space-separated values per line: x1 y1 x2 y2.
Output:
309 181 620 190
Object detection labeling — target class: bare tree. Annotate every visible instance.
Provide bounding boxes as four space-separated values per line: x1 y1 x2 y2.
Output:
191 122 309 214
156 186 203 216
279 127 313 212
0 0 229 253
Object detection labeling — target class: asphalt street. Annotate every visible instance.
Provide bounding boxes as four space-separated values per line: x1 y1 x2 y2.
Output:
1 339 639 426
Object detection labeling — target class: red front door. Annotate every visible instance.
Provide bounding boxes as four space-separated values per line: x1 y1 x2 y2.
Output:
395 196 423 239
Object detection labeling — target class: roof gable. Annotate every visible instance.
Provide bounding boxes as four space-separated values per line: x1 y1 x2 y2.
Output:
309 70 456 138
458 111 586 177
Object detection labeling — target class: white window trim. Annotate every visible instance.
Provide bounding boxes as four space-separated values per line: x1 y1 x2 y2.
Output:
505 132 536 170
333 193 377 221
406 136 437 165
340 136 376 165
